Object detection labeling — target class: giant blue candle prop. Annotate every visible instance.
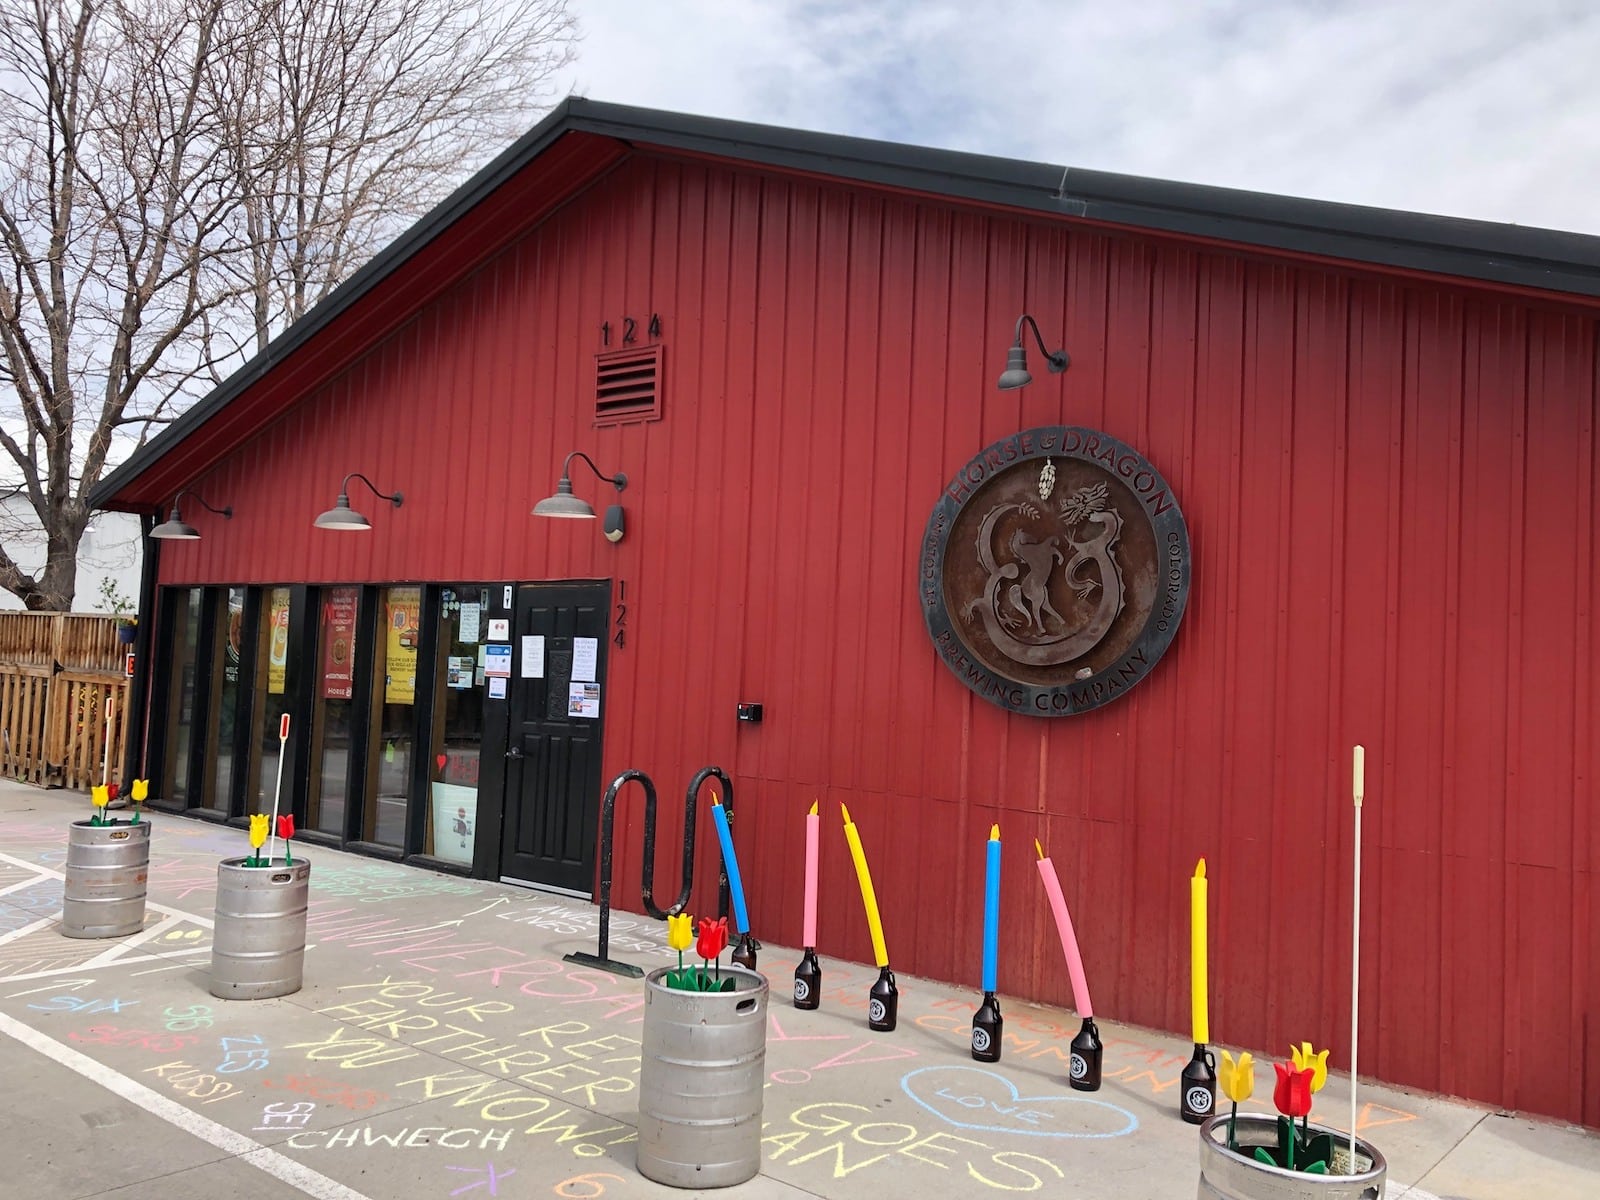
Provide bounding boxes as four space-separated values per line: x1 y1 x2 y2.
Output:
972 823 1003 1062
711 795 757 968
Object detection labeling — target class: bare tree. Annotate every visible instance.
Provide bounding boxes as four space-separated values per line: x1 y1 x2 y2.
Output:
0 0 578 610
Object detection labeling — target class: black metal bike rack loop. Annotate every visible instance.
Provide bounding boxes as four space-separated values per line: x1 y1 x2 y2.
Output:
563 764 747 977
684 764 735 923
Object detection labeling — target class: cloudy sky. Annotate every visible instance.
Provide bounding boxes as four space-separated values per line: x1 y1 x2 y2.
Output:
553 0 1600 236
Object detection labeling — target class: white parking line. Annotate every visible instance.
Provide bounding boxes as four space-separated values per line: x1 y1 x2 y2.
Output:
0 916 55 948
0 1011 375 1200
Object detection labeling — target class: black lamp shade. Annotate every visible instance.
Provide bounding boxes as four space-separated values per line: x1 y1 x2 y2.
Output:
313 495 372 530
150 511 201 539
997 345 1033 390
532 477 597 519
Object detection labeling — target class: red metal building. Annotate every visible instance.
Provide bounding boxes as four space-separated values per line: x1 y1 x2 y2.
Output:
93 100 1600 1126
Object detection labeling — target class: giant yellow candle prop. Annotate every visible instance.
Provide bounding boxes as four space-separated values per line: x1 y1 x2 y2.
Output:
841 803 889 967
1191 857 1209 1045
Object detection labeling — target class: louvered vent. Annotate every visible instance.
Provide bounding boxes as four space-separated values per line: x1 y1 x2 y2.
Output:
594 345 663 426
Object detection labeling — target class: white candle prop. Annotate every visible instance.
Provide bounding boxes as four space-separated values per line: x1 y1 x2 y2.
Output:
101 696 114 790
268 714 290 863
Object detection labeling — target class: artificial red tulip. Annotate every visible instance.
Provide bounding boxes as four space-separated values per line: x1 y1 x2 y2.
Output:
276 814 295 840
1273 1061 1313 1119
696 915 729 961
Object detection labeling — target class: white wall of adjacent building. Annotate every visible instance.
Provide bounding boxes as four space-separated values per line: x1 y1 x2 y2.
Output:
0 497 143 612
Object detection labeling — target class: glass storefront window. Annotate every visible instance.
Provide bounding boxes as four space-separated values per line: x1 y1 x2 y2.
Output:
201 587 246 814
160 589 204 805
425 585 488 866
246 586 294 817
364 585 421 846
309 586 362 836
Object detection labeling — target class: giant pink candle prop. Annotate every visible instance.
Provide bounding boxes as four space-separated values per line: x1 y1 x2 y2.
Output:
1035 840 1092 1017
803 800 819 947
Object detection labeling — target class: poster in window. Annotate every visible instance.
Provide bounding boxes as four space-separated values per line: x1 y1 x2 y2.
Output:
384 586 422 705
458 601 480 645
267 588 291 695
225 590 244 684
320 586 359 700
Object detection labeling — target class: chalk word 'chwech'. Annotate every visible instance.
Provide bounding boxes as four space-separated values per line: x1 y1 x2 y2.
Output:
287 1126 513 1151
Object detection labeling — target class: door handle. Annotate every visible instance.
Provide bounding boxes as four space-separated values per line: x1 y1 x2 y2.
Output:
505 746 524 759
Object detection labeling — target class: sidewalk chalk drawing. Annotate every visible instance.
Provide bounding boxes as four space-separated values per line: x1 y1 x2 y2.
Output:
901 1065 1138 1139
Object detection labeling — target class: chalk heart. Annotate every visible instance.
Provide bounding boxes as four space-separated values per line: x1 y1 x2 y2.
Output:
900 1065 1137 1140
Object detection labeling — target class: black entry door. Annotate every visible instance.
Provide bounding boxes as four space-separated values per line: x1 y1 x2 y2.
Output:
499 581 610 894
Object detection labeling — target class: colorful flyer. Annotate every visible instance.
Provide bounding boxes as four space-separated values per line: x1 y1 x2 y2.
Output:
267 588 291 695
484 643 512 677
384 585 422 705
567 681 600 718
320 586 359 700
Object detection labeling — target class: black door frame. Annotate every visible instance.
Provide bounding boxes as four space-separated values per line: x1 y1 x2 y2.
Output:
495 578 611 895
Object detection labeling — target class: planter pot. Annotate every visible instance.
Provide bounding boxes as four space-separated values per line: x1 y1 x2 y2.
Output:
1199 1113 1387 1200
62 819 151 938
210 856 310 1000
117 624 137 644
637 965 768 1188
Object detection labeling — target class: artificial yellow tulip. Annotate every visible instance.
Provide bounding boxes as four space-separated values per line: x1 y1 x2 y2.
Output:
666 913 693 952
91 784 109 810
1291 1042 1329 1093
1218 1049 1255 1104
131 779 149 803
249 812 269 849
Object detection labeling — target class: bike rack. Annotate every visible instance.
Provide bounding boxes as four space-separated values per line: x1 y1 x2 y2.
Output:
563 765 744 977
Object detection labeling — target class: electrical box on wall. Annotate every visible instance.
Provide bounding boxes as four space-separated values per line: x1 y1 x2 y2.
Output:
736 703 763 724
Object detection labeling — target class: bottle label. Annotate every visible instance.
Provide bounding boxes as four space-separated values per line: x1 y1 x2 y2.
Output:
794 979 811 1003
1185 1085 1214 1115
1070 1052 1088 1080
971 1026 992 1054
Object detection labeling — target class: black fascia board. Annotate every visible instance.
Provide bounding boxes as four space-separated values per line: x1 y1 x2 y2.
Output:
91 97 1600 510
561 101 1600 296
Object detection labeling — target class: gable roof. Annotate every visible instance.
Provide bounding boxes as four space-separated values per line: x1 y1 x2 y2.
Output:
91 96 1600 512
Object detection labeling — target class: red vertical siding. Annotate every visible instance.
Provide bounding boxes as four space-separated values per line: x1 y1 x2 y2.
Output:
154 153 1600 1125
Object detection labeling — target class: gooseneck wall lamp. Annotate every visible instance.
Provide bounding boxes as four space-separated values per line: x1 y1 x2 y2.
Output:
150 490 233 540
532 450 628 543
997 313 1071 390
314 472 404 531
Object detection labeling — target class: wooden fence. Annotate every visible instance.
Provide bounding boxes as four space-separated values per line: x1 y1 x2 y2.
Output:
0 612 132 791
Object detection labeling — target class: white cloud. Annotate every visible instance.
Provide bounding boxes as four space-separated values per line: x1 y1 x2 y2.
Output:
557 0 1600 234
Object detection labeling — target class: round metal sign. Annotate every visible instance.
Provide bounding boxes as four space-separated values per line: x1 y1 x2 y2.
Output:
919 425 1191 716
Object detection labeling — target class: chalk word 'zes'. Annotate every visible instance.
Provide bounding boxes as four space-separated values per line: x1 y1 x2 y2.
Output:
218 1034 270 1074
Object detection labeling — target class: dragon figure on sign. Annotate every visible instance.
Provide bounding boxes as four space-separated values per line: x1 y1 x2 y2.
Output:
963 478 1125 667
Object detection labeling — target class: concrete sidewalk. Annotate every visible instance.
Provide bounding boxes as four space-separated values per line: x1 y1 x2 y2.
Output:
0 782 1594 1200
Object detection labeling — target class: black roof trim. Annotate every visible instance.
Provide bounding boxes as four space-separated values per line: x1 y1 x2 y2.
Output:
558 101 1600 296
92 97 1600 509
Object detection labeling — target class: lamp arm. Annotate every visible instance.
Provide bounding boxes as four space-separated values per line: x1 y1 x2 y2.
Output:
1012 313 1071 373
560 450 628 494
340 472 404 507
1013 313 1049 354
172 489 232 519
